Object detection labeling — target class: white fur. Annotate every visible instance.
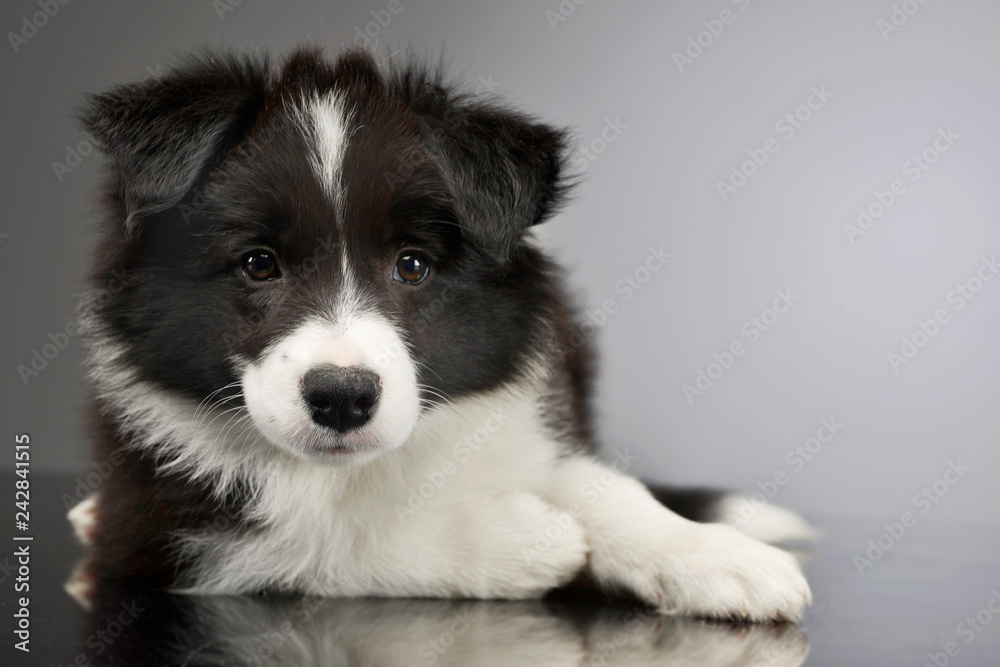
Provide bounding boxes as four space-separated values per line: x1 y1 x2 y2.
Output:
178 376 589 598
63 559 95 611
67 494 97 545
241 312 420 465
715 494 819 544
297 92 350 208
544 458 812 622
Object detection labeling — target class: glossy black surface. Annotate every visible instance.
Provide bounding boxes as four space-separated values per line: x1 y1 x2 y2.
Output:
2 473 998 666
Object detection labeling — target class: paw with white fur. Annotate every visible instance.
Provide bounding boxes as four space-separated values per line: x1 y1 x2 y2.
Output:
455 492 590 600
590 521 811 623
64 558 96 610
67 494 99 546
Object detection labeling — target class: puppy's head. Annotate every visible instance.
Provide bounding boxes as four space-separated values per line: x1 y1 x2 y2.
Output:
82 48 571 465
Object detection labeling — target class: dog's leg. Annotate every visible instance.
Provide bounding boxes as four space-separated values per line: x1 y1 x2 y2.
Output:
65 495 99 609
284 490 592 602
546 457 812 622
401 491 590 600
67 494 99 546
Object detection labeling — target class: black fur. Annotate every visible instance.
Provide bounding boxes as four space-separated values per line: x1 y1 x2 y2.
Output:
81 52 270 233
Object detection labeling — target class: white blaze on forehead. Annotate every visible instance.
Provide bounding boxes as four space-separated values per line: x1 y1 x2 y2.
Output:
298 92 351 208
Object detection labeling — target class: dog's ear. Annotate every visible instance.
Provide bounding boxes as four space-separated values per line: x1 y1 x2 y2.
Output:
403 80 574 260
80 53 269 233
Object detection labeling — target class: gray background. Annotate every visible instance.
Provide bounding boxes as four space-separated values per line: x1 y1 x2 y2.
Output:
2 0 998 533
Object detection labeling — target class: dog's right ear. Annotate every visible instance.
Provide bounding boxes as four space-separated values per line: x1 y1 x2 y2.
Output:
80 53 269 233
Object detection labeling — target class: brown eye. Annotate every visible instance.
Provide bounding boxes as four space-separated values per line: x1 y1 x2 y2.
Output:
244 251 279 281
393 252 429 285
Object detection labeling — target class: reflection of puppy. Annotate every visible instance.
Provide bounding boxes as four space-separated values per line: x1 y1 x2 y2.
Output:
71 47 812 621
87 593 810 667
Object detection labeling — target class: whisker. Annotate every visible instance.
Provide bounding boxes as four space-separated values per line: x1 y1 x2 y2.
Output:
196 403 248 440
193 382 242 421
208 410 251 455
193 393 245 432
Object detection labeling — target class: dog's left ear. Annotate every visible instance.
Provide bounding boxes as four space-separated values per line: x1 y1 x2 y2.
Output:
410 90 574 260
80 53 269 233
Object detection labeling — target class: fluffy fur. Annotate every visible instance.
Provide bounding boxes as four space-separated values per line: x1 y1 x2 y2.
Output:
70 47 812 622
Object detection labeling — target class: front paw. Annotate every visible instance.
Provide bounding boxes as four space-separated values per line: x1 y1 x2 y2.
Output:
67 494 99 546
591 522 811 623
463 492 590 600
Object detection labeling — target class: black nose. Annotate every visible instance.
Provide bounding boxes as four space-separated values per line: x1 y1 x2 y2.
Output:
302 366 381 433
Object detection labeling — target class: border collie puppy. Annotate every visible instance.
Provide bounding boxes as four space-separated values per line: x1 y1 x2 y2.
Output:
69 47 812 622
